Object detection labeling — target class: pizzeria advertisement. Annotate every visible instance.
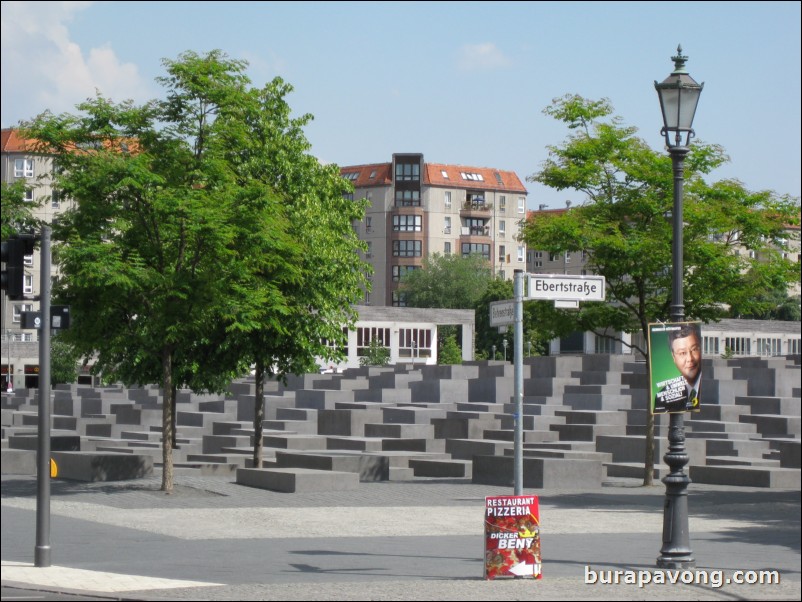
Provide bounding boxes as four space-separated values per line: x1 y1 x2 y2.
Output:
484 494 541 580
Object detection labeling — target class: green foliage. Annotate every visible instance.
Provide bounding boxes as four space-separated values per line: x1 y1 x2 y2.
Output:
524 94 800 485
359 339 390 366
1 181 42 238
438 334 463 365
525 95 801 359
400 253 492 309
50 334 80 386
21 49 369 488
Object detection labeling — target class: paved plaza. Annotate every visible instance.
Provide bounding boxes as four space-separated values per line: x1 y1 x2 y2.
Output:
2 472 800 600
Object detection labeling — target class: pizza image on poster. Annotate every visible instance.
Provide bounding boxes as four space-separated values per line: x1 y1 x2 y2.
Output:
484 495 541 580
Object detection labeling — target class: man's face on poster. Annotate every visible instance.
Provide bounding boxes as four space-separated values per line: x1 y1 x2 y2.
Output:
671 333 701 385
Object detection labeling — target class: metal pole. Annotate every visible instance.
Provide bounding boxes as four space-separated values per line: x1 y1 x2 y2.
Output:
35 226 52 567
513 269 524 495
657 148 695 569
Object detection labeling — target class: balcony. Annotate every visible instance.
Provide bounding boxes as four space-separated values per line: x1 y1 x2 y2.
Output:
460 200 493 217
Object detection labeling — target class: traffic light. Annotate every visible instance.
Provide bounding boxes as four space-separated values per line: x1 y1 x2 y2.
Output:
1 234 36 300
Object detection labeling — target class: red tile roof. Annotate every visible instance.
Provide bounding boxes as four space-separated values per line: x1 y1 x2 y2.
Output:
1 128 36 153
340 159 527 193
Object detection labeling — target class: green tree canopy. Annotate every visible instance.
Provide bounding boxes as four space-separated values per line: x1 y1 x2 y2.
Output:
22 50 369 488
399 253 492 309
1 180 42 238
524 94 800 484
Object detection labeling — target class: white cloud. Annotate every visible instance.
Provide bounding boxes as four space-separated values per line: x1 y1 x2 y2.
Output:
456 42 511 72
1 1 149 126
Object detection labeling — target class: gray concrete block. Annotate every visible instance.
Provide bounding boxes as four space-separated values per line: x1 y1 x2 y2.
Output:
446 438 512 460
275 450 389 481
51 451 153 482
690 465 801 488
9 434 81 451
317 408 383 437
771 440 801 468
1 449 36 474
472 455 603 489
236 467 359 492
409 458 472 478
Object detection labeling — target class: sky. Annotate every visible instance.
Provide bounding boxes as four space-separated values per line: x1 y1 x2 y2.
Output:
2 1 800 210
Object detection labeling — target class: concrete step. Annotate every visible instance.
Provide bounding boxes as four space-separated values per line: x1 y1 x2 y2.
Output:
236 467 359 492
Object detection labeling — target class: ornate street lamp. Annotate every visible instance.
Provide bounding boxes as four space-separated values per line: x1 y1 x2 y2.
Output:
654 45 703 569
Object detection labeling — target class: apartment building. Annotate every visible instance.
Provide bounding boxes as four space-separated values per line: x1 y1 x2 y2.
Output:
341 153 528 307
2 128 72 389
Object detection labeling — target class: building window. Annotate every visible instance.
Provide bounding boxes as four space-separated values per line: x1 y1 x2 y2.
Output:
392 265 419 281
395 163 420 182
703 336 719 356
444 242 451 255
518 197 526 213
460 172 484 182
365 241 372 258
725 336 751 356
343 192 354 201
549 252 558 262
395 190 420 207
23 275 33 294
393 240 422 257
357 327 390 356
499 245 506 263
369 170 376 179
441 170 449 179
565 251 571 263
462 243 490 259
756 338 782 356
499 196 506 212
398 328 432 359
392 291 407 307
23 253 33 266
465 218 488 236
595 335 615 354
365 216 372 232
499 220 506 237
518 246 525 262
14 159 34 178
51 190 61 208
444 191 451 209
343 172 359 181
13 304 33 323
24 188 34 202
444 216 451 234
790 338 801 355
393 215 422 232
535 261 542 268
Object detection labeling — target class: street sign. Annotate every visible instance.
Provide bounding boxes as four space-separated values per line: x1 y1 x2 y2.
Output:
489 299 515 327
527 274 606 302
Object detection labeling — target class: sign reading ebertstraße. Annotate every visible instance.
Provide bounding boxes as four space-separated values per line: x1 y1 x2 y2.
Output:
527 274 606 301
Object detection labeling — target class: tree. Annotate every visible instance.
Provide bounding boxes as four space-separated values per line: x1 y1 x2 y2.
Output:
1 180 41 238
51 333 80 386
400 253 492 309
438 334 463 365
23 50 369 489
524 95 800 485
359 339 390 366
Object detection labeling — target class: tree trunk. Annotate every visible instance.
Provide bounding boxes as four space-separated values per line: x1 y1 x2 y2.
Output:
252 359 265 469
161 347 174 492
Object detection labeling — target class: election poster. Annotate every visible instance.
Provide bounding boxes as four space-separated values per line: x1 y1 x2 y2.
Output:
648 321 703 414
484 495 541 580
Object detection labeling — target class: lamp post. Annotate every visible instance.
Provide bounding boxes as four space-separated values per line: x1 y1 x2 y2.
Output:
492 344 496 361
502 338 508 362
654 45 703 569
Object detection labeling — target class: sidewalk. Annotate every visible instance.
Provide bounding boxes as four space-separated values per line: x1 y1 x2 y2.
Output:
2 472 800 600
